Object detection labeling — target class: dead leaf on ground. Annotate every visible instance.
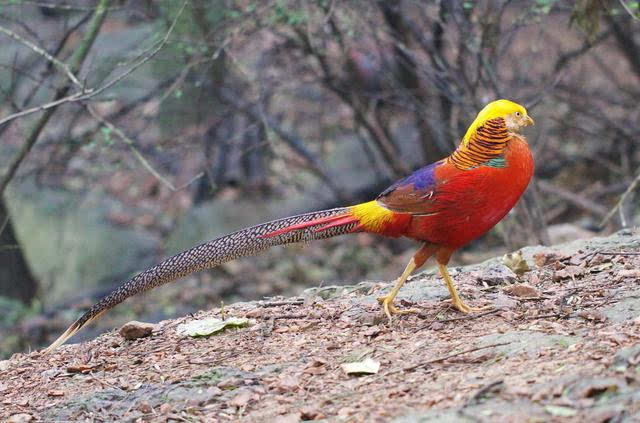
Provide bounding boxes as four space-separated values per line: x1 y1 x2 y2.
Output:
577 310 606 322
229 390 255 408
503 284 541 298
534 251 570 267
300 405 324 420
7 414 34 423
503 251 530 277
590 262 613 273
66 364 96 374
617 269 640 279
46 390 64 397
554 265 584 281
341 358 380 375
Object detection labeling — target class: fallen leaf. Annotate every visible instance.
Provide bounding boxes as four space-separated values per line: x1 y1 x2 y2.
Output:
534 251 569 267
229 390 254 408
503 284 540 298
300 405 324 420
503 251 530 277
7 414 33 423
66 364 95 374
176 317 249 337
545 405 577 417
139 402 153 414
47 390 65 397
341 358 380 375
554 265 584 281
590 262 613 273
617 269 640 278
577 310 606 322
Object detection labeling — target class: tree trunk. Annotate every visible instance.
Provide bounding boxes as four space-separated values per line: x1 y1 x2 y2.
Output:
0 198 38 303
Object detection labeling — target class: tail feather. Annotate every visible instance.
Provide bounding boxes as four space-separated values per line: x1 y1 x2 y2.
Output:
260 212 359 238
44 206 358 353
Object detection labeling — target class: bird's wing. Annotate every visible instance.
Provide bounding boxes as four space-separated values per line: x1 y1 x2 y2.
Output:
376 161 443 215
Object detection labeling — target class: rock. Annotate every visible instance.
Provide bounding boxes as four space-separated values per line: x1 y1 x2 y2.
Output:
473 265 517 286
119 321 155 340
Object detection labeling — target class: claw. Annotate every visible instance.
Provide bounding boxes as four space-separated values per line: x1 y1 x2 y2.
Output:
377 295 419 322
444 298 493 314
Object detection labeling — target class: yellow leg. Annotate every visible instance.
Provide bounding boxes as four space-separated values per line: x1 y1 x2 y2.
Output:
377 257 419 321
438 263 492 313
377 244 436 321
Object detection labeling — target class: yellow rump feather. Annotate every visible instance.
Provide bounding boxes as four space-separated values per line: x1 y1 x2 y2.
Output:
350 200 395 232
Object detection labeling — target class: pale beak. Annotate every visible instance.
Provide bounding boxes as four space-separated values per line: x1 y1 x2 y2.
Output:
525 116 534 126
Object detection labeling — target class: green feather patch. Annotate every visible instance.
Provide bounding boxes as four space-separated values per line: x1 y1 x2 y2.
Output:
484 157 507 168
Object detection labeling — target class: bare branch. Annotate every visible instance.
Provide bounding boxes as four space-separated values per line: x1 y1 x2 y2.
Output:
0 0 189 128
0 23 82 88
618 0 640 21
0 0 110 197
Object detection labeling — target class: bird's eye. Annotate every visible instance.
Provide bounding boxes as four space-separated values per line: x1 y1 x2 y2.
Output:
515 111 521 116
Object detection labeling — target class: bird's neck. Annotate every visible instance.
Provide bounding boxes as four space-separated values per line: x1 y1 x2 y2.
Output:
447 117 511 170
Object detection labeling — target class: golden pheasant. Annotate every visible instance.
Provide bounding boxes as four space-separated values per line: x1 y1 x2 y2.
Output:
45 99 534 352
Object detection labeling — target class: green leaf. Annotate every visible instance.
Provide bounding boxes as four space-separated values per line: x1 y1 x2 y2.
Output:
177 317 250 337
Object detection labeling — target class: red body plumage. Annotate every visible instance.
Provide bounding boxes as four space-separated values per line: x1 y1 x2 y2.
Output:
404 135 534 248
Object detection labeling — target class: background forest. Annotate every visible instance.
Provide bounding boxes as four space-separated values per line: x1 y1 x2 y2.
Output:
0 0 638 357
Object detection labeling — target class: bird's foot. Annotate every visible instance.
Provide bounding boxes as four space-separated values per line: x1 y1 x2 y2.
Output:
445 298 493 314
377 295 419 322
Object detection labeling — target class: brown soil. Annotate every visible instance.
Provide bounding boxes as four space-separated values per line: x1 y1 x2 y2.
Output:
1 230 639 422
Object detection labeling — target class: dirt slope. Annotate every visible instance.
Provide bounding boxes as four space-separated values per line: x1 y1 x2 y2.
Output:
1 229 639 422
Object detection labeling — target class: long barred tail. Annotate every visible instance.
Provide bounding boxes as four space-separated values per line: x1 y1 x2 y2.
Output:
44 207 359 352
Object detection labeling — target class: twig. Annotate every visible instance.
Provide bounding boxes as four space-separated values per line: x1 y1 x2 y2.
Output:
619 0 640 21
386 341 511 375
599 170 640 228
599 251 640 256
0 24 82 88
438 308 501 323
85 105 177 191
259 300 304 308
465 379 504 406
273 314 314 320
